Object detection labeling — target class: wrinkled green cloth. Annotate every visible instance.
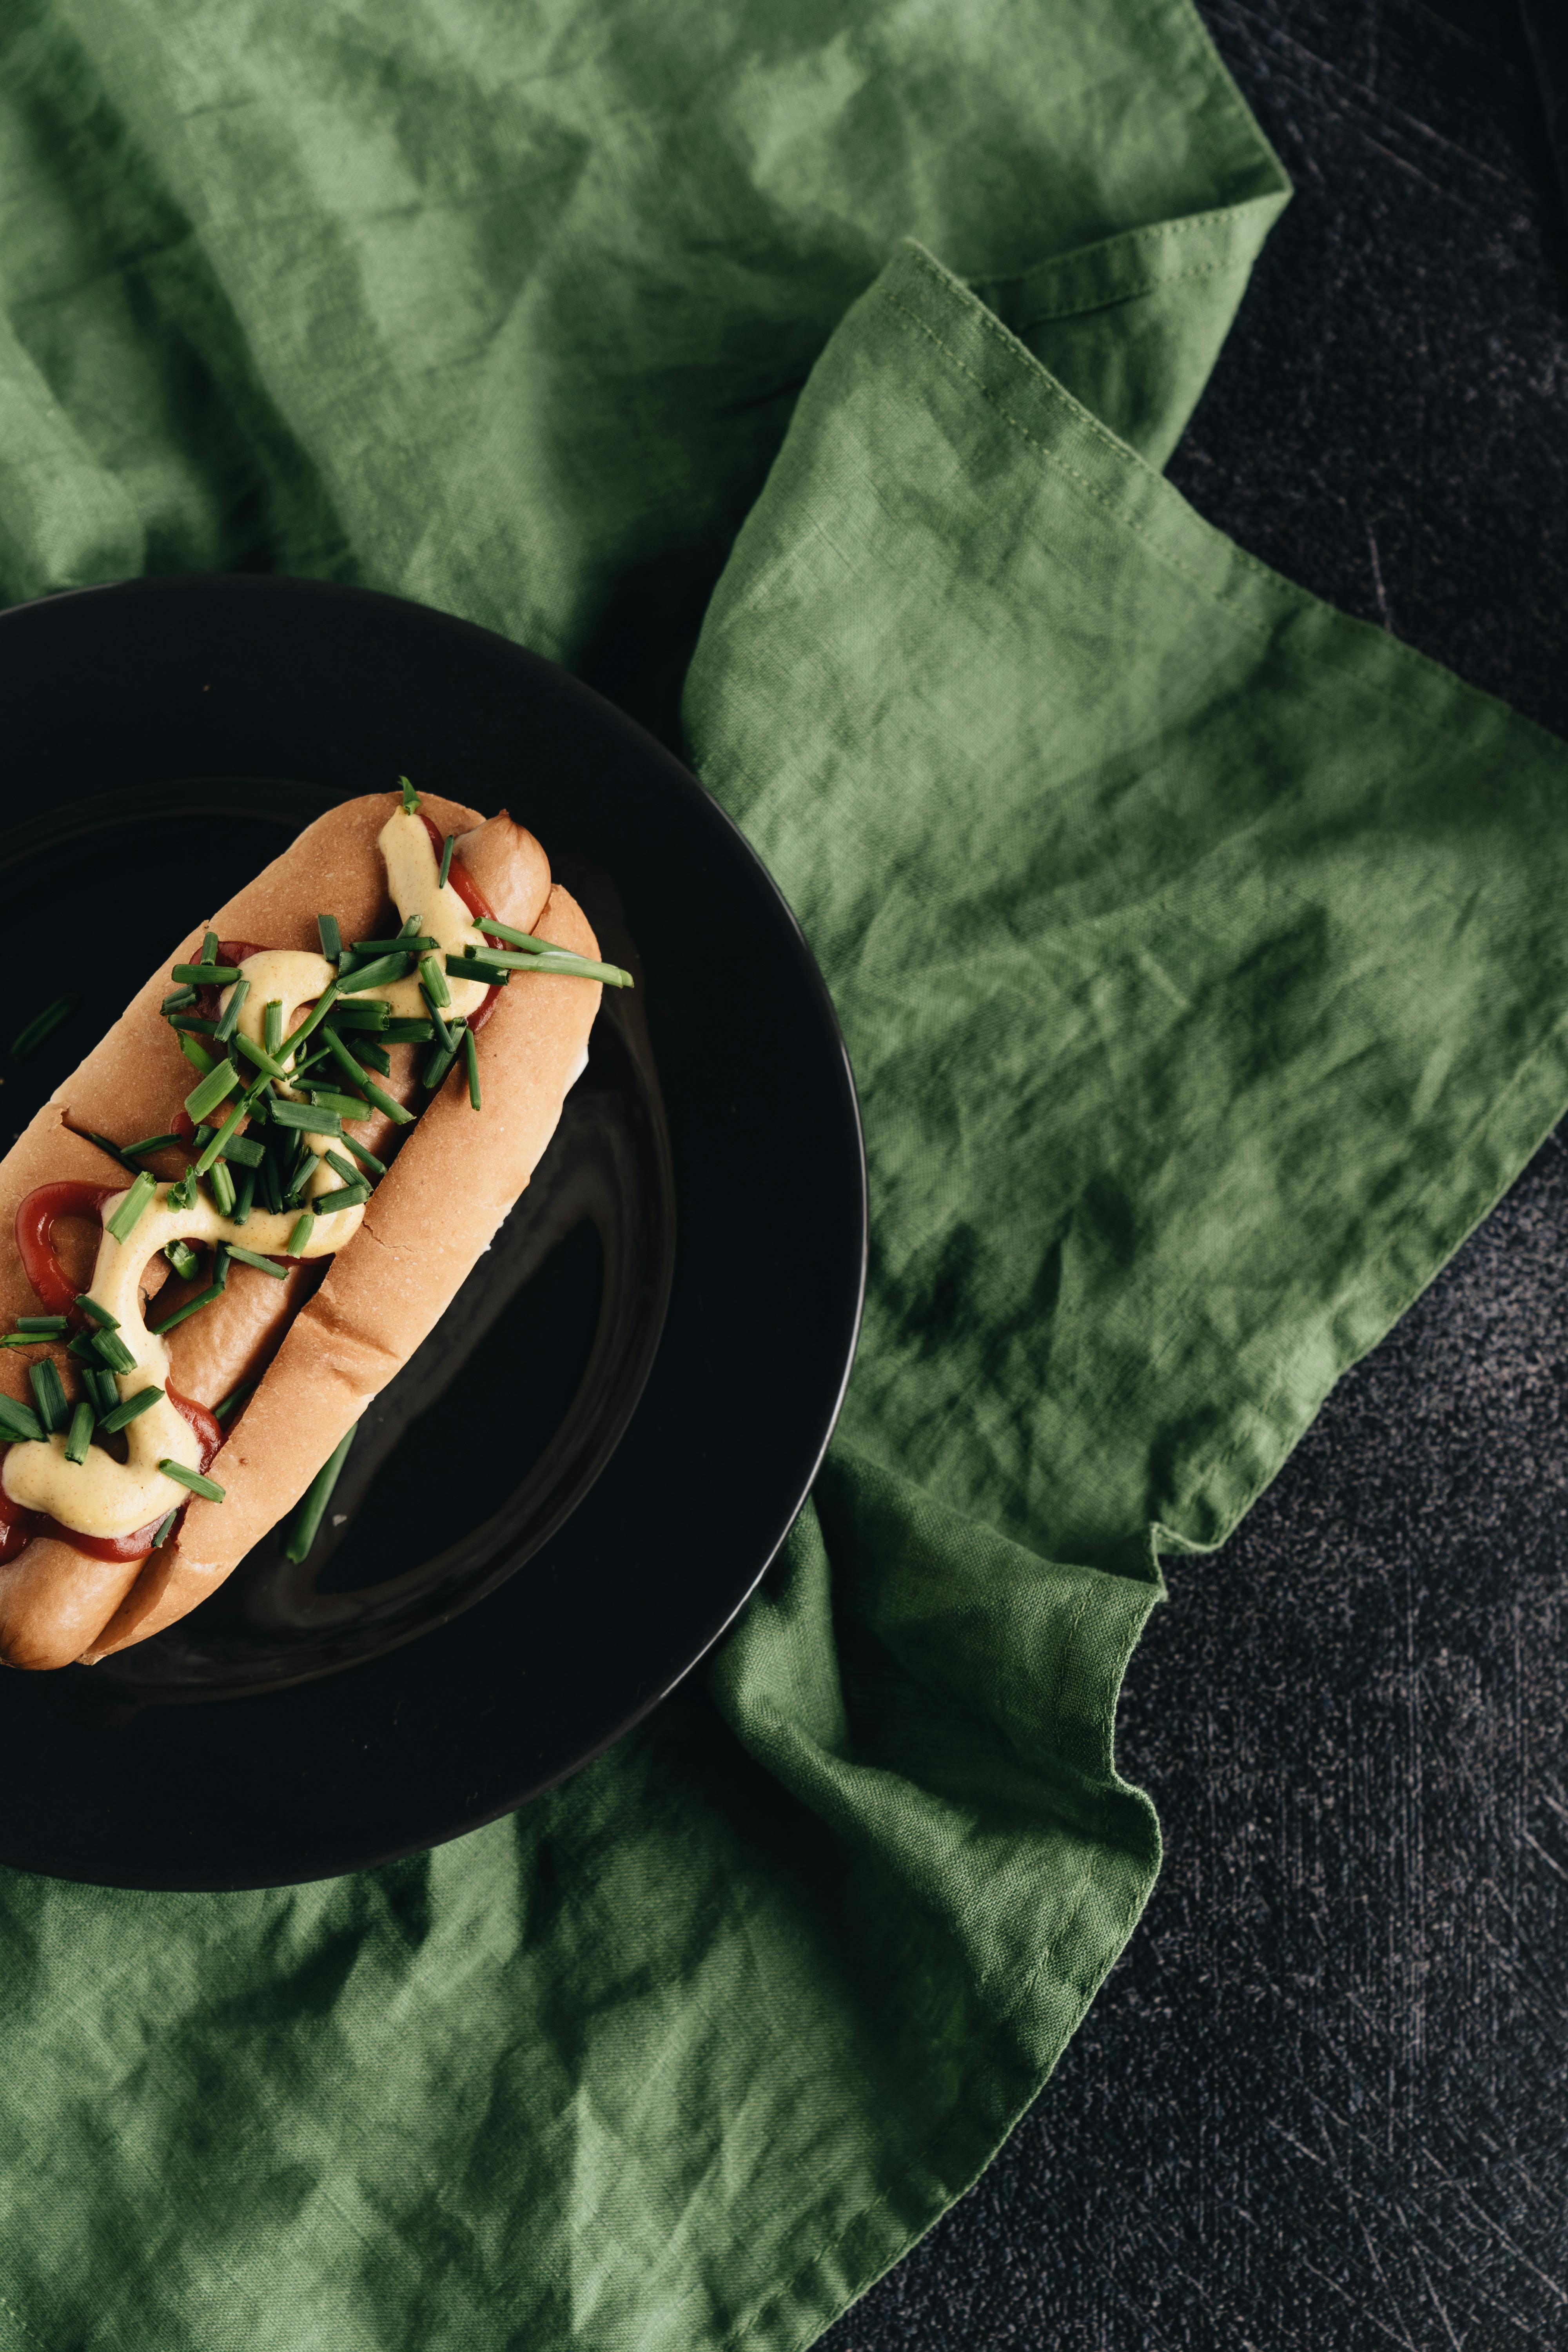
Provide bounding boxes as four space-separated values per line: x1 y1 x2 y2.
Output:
2 4 1566 2347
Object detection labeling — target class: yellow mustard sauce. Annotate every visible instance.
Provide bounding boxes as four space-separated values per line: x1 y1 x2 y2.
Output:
0 808 473 1543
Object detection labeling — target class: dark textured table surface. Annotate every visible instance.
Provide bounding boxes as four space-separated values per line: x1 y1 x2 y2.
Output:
824 3 1568 2346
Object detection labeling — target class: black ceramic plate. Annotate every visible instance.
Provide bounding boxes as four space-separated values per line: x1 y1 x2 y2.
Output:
0 577 865 1890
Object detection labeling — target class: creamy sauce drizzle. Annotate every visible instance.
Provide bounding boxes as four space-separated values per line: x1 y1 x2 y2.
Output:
2 809 469 1541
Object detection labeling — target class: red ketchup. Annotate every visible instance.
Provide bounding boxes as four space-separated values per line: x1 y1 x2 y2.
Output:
418 814 503 1031
1 1185 224 1566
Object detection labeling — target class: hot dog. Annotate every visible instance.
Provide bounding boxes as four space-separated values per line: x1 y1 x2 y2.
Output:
0 785 621 1670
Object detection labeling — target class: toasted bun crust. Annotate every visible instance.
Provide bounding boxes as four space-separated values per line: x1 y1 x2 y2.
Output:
0 794 591 1669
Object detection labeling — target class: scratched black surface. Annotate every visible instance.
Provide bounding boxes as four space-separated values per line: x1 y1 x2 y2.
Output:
824 3 1568 2347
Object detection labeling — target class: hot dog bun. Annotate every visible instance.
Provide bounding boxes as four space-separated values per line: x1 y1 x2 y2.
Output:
0 793 597 1668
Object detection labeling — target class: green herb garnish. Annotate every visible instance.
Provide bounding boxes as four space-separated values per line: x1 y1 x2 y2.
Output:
266 1096 341 1136
148 1283 224 1337
284 981 341 1056
92 1327 138 1374
283 1424 357 1563
209 1160 237 1218
123 1133 182 1161
100 1385 162 1435
222 1134 265 1169
421 1039 460 1092
323 1147 365 1189
213 1381 254 1423
161 986 198 1014
192 1094 249 1178
304 1089 370 1120
183 1058 240 1125
213 974 249 1045
419 953 452 1009
171 962 241 986
165 1238 202 1282
151 1506 178 1547
311 1185 369 1217
381 1018 435 1045
0 1397 45 1446
438 832 456 889
84 1368 118 1416
158 1459 225 1503
231 1165 256 1226
234 1032 289 1084
317 915 342 963
105 1171 157 1247
399 775 420 814
322 1000 390 1032
15 1315 68 1336
178 1035 217 1083
287 1211 316 1255
223 1245 289 1280
11 994 80 1061
339 1134 388 1179
169 1015 221 1038
29 1359 68 1435
352 935 438 956
64 1400 94 1465
337 952 413 994
74 1296 118 1330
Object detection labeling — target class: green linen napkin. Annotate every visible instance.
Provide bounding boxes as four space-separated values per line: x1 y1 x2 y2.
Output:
2 4 1566 2348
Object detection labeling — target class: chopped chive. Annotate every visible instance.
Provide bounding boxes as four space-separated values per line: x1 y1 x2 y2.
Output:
464 1027 481 1110
222 1134 265 1169
123 1133 182 1160
230 1164 256 1227
337 952 413 994
179 1032 217 1080
11 993 80 1061
171 962 241 985
100 1385 162 1435
323 1147 365 1189
212 1243 231 1289
258 1151 283 1214
351 1040 392 1077
421 1040 459 1092
462 942 631 986
269 1096 342 1135
287 1211 316 1254
29 1359 68 1434
475 916 545 948
423 996 455 1054
419 954 451 1009
223 1245 289 1280
213 1381 254 1422
74 1295 118 1330
438 831 456 889
170 1015 221 1037
339 1133 388 1179
399 775 420 814
80 1131 142 1175
317 915 342 963
351 935 438 956
15 1315 68 1336
263 998 284 1058
183 1058 240 1124
149 1283 224 1336
284 1152 317 1207
322 1000 391 1032
161 986 198 1014
158 1459 225 1503
0 1334 45 1350
165 1238 202 1282
445 955 511 988
85 1368 119 1416
192 1094 250 1178
151 1506 178 1547
234 1031 289 1083
285 981 341 1055
201 931 220 965
165 1172 198 1216
105 1171 157 1247
64 1399 94 1465
0 1396 45 1445
91 1328 138 1375
192 1127 217 1155
311 1184 369 1216
213 973 250 1045
304 1089 372 1120
317 1025 414 1124
381 1018 435 1045
65 1334 100 1368
283 1423 357 1563
209 1160 237 1218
